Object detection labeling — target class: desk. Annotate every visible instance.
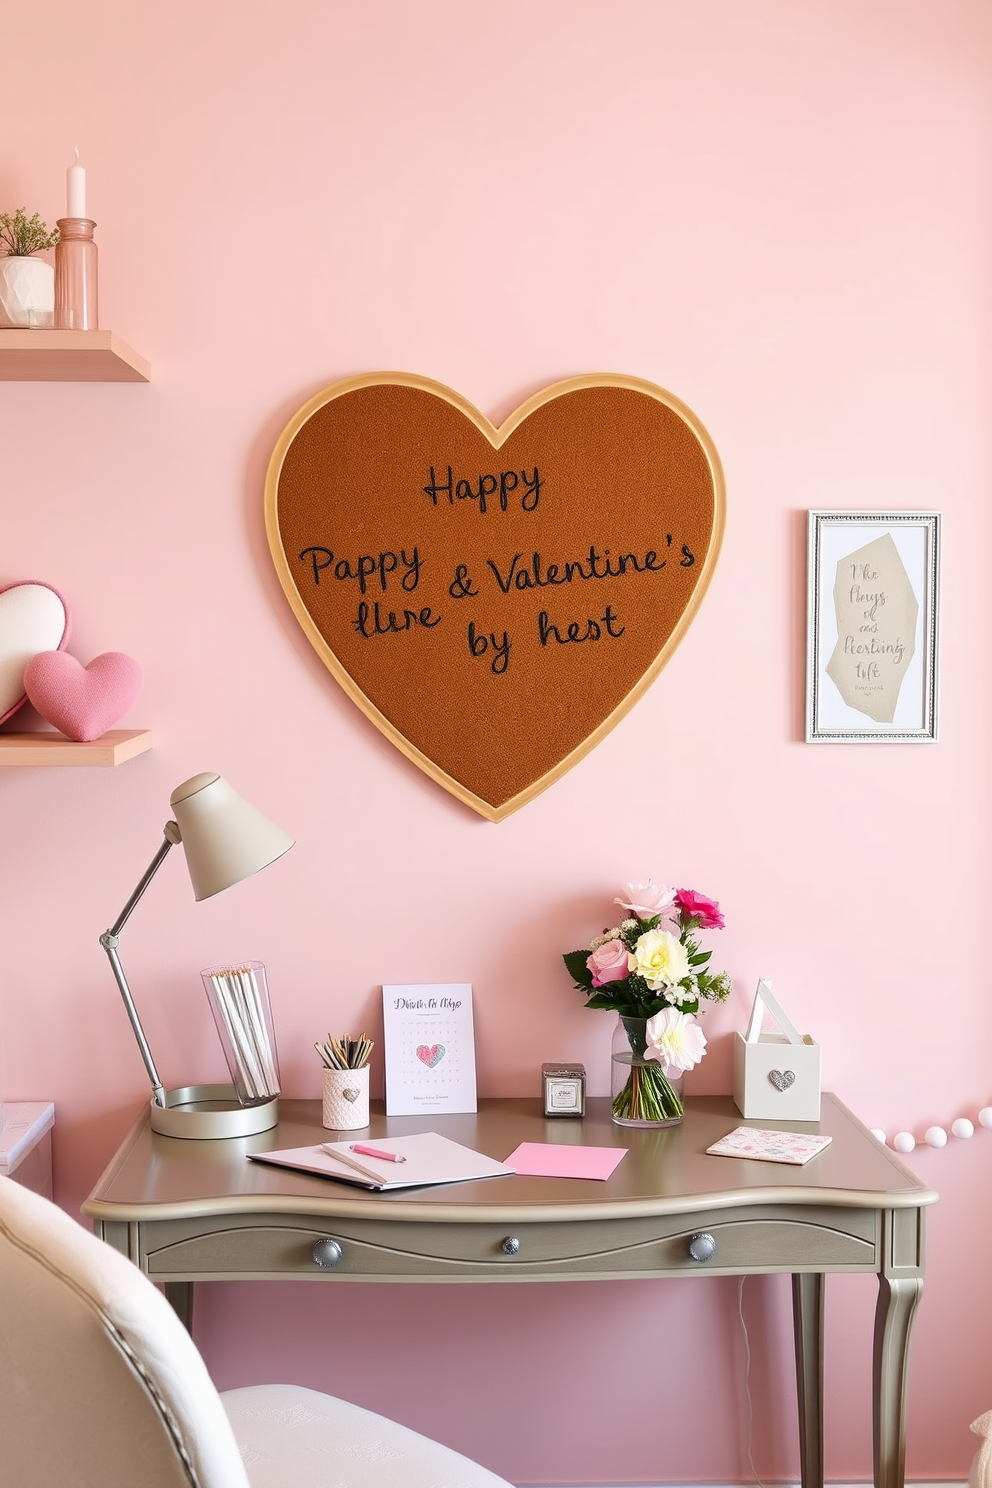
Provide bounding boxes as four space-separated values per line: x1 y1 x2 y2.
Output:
84 1093 935 1488
0 1101 54 1198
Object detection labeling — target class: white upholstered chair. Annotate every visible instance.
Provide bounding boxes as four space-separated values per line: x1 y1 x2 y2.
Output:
0 1173 512 1488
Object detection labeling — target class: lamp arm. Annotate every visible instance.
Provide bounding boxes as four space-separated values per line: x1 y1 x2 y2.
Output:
99 822 182 1107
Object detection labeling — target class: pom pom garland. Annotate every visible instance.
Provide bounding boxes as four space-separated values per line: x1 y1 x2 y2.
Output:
873 1104 992 1153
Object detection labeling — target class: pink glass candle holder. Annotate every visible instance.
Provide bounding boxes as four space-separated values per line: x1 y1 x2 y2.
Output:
54 218 98 330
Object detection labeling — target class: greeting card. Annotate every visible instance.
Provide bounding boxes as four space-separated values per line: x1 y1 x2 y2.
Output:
382 983 477 1116
706 1126 832 1165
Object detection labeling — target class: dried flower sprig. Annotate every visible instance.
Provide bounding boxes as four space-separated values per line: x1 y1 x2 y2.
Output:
0 209 60 257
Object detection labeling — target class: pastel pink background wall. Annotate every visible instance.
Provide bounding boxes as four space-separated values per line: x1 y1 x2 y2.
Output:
2 1 990 1481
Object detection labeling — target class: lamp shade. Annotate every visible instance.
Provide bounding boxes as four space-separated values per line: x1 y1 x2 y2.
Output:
169 773 294 901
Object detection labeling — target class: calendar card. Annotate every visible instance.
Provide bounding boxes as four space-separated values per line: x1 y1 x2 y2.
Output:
382 983 477 1116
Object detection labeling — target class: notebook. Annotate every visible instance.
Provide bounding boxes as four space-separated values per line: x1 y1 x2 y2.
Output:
706 1126 832 1165
248 1131 514 1191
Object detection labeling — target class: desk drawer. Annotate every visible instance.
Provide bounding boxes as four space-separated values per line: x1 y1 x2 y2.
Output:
142 1206 877 1281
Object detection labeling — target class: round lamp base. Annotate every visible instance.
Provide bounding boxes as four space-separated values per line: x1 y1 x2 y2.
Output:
149 1084 279 1140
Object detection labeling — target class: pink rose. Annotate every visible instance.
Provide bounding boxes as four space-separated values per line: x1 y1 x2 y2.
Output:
676 888 725 930
586 939 630 987
614 881 677 921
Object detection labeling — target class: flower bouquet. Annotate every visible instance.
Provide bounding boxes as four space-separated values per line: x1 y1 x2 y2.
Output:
563 883 731 1124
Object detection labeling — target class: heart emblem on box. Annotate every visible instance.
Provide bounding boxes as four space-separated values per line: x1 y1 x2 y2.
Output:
24 651 142 742
0 581 71 724
342 1088 360 1103
266 374 724 820
769 1069 796 1092
416 1044 445 1069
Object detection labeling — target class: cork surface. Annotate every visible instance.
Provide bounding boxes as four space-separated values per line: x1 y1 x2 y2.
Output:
266 374 724 818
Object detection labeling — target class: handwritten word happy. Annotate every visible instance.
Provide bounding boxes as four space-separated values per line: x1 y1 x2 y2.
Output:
424 465 543 515
299 546 423 594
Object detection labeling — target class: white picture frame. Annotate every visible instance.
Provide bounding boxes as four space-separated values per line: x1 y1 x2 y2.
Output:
806 511 940 743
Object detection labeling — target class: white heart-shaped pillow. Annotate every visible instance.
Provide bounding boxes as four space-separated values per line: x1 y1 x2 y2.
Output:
0 582 71 724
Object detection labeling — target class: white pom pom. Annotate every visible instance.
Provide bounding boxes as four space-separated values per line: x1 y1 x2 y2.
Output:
980 1107 992 1129
893 1131 916 1153
924 1126 947 1148
869 1128 887 1144
952 1118 975 1140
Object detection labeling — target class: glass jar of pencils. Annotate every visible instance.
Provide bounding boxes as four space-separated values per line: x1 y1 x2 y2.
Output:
316 1034 372 1130
201 961 281 1107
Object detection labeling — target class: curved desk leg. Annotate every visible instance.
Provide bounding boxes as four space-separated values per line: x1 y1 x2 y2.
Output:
792 1272 825 1488
873 1275 922 1488
165 1281 194 1333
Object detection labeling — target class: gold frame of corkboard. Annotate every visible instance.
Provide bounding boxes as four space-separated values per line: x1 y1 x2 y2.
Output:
264 371 726 822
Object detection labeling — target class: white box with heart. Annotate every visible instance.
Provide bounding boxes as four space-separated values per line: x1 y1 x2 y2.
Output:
733 980 821 1122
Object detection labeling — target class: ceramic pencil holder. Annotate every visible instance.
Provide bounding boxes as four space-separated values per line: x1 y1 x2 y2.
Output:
322 1065 370 1130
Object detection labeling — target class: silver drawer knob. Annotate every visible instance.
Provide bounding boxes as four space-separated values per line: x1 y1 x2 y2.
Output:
502 1236 521 1255
312 1238 343 1268
688 1232 716 1263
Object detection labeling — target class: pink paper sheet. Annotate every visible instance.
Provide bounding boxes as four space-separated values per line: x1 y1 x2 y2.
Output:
504 1141 627 1180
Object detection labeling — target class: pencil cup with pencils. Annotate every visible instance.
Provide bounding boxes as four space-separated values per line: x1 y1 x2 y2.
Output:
201 962 281 1107
316 1034 372 1130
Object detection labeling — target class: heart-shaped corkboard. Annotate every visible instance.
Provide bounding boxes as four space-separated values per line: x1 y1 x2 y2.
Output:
265 373 724 820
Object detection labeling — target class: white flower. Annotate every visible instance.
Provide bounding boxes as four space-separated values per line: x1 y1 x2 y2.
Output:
628 928 689 990
667 977 696 1007
589 927 622 951
615 881 678 921
644 1007 707 1075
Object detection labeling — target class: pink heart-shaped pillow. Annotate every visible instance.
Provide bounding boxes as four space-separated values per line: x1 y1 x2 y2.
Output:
24 651 142 741
0 581 71 724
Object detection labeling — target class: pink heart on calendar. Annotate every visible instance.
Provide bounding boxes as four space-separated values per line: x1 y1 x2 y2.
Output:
24 650 142 742
416 1044 445 1069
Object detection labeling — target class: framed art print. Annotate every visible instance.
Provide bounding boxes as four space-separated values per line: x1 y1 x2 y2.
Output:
806 511 940 743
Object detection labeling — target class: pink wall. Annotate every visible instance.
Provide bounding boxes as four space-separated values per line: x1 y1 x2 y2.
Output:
2 1 991 1480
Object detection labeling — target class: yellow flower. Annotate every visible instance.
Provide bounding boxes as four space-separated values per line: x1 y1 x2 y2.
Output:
629 928 689 991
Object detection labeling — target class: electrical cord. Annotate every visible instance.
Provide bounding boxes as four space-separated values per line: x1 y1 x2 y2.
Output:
738 1276 767 1488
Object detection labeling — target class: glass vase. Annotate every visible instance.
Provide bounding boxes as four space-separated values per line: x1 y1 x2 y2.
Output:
611 1014 684 1127
54 218 98 330
201 961 281 1107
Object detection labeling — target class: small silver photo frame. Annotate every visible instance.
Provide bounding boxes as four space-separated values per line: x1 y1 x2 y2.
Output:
806 510 940 743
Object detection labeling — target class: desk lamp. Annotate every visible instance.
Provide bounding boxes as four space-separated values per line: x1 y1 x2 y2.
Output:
100 772 294 1139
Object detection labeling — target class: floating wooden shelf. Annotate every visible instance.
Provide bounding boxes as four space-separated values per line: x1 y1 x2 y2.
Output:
0 330 150 382
0 729 152 766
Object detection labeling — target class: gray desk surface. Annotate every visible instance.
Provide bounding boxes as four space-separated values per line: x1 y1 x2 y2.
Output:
84 1092 935 1226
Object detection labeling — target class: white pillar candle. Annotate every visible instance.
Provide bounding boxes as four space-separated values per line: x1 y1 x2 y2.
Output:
66 147 86 218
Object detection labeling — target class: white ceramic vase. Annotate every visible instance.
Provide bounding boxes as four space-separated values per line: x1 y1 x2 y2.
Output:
0 256 55 328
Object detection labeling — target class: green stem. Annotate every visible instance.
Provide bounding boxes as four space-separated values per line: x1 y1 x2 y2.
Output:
612 1060 684 1122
